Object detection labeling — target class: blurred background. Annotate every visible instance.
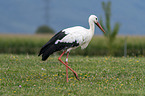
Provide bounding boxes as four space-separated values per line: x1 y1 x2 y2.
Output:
0 0 145 56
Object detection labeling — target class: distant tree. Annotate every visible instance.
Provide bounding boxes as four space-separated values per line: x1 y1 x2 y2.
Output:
100 1 120 56
36 25 55 34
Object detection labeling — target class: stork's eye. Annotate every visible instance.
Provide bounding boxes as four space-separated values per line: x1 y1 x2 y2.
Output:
96 18 98 20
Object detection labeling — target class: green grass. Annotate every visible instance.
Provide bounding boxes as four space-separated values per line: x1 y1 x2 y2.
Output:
0 54 145 96
0 34 145 56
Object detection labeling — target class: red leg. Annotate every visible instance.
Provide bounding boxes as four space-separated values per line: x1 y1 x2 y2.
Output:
58 51 79 81
65 52 69 82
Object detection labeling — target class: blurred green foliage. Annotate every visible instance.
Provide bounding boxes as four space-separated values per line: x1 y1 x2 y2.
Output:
100 1 120 56
36 25 55 34
0 34 144 57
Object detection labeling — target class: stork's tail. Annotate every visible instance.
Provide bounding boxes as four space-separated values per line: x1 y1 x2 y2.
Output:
38 45 56 61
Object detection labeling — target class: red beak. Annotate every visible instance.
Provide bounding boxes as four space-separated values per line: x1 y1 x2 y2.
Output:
95 22 106 34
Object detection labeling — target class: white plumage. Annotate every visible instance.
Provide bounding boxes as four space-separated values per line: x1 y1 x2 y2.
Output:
38 15 105 82
55 15 104 52
55 26 90 51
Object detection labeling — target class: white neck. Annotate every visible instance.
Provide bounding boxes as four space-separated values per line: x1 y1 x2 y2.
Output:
89 20 95 35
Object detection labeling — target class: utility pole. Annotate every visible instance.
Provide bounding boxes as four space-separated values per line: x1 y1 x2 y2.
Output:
124 36 127 57
43 0 49 25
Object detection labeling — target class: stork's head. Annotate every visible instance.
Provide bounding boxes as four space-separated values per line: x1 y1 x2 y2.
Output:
89 15 106 34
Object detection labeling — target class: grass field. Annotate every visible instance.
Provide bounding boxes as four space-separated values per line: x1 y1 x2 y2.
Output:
0 54 145 96
0 34 145 56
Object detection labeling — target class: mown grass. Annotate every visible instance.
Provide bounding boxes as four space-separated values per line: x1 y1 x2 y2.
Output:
0 54 145 95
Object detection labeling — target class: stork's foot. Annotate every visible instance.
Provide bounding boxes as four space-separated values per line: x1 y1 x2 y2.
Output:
73 73 80 80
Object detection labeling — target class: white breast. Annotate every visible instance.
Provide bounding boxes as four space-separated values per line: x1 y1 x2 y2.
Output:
55 26 93 51
63 26 91 44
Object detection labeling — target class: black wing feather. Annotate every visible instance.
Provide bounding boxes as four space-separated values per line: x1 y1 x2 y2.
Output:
38 31 67 56
38 30 79 61
41 41 79 61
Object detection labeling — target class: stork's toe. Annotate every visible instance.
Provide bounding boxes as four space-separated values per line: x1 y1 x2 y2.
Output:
73 73 80 80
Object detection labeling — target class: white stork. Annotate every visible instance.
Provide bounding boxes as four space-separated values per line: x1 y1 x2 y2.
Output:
38 15 105 82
